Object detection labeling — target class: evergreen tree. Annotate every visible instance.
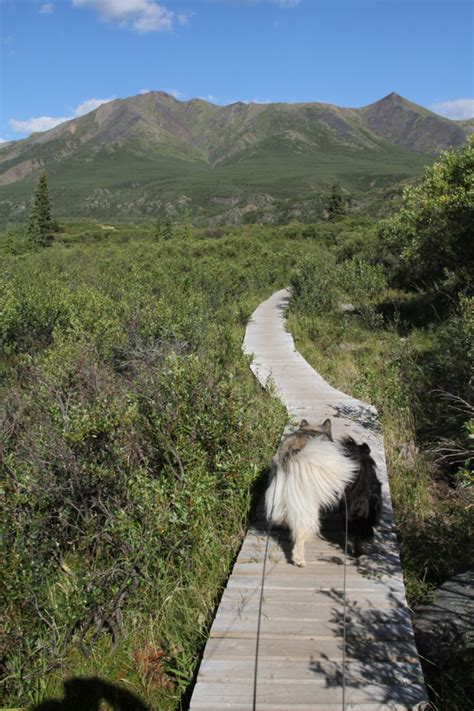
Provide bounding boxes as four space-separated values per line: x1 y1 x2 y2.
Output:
327 181 346 222
162 213 174 240
3 223 26 255
27 172 54 247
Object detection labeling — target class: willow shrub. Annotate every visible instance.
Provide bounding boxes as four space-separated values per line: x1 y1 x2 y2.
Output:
380 136 474 295
1 231 296 708
290 250 387 328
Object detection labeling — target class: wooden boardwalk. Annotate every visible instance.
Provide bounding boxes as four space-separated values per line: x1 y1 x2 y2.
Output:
189 289 429 711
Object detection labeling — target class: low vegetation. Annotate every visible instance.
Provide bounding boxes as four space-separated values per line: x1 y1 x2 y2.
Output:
289 138 473 710
0 140 471 710
1 226 312 708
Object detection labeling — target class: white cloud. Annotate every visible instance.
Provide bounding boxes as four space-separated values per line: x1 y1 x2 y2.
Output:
177 11 193 25
39 3 54 13
139 88 151 94
431 99 474 120
166 88 185 99
197 94 220 103
227 97 272 105
72 0 174 33
73 97 113 116
10 97 114 136
10 115 69 133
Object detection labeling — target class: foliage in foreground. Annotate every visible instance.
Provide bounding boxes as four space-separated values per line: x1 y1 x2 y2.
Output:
2 227 334 708
1 138 471 710
288 142 473 710
288 286 473 711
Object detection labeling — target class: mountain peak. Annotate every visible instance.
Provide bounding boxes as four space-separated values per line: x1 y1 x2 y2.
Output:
364 92 409 110
382 92 404 102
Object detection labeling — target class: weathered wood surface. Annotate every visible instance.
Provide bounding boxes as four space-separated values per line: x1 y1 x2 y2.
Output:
189 289 428 710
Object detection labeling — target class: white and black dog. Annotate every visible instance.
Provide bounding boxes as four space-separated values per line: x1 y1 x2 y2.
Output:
265 418 381 566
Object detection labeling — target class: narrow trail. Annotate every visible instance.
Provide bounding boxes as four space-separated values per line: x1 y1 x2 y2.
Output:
189 288 428 711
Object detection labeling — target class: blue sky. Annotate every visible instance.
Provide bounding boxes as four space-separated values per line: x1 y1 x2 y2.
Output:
1 0 473 141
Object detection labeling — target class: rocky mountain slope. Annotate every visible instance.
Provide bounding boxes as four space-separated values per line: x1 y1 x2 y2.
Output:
1 91 471 224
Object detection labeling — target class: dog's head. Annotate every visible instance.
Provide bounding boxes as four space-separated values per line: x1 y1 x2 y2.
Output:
297 418 333 442
275 417 334 470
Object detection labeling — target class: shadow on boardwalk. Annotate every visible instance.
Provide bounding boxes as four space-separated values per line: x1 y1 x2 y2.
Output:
251 504 430 708
308 587 430 708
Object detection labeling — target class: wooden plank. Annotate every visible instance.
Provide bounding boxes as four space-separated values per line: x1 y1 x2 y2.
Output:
190 681 428 705
209 626 413 642
210 609 415 640
190 704 424 711
226 575 406 592
196 658 424 684
231 561 401 578
235 552 403 575
200 636 421 663
214 602 408 625
218 586 408 610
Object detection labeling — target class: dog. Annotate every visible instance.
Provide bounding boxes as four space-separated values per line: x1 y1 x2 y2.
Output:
265 418 381 566
339 434 382 556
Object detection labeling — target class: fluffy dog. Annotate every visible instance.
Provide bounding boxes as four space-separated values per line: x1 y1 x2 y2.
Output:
265 418 381 566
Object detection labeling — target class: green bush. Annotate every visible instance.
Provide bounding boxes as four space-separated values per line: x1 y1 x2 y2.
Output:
380 136 474 294
290 249 339 315
290 251 387 328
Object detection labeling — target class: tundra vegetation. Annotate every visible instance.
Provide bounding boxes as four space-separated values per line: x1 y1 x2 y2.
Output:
1 139 472 710
289 137 473 710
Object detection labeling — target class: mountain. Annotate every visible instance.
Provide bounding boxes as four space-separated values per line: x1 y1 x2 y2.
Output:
0 91 471 225
359 92 470 154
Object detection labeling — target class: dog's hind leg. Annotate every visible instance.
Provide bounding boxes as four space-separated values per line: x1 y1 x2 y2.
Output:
352 534 363 558
291 527 312 567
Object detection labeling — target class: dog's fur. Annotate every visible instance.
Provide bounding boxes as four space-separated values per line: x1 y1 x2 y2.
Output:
266 418 381 566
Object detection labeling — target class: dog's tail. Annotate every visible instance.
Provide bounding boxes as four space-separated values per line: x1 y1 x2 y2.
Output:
340 436 382 538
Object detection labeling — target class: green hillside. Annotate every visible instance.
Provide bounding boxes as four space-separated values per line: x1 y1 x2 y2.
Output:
1 91 470 225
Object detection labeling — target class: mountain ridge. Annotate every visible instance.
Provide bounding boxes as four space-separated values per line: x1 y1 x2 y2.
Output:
0 91 471 224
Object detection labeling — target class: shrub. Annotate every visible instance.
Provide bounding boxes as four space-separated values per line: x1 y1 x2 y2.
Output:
380 136 474 295
290 250 339 315
291 253 387 328
338 259 387 328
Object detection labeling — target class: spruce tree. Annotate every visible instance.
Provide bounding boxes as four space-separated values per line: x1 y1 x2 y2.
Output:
27 172 53 247
327 181 346 222
162 213 174 240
